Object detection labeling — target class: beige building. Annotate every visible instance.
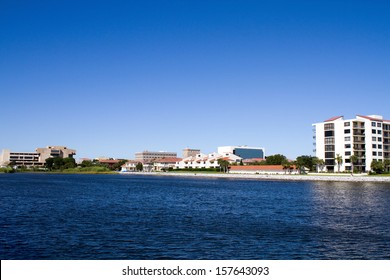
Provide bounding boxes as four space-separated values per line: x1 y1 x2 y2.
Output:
135 151 177 163
0 150 41 167
0 146 76 167
182 148 201 158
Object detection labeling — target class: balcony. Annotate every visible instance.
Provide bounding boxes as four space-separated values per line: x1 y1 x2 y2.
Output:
353 137 365 143
353 122 365 129
353 145 365 150
353 129 365 136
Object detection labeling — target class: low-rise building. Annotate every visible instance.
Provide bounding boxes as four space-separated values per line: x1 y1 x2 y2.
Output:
0 149 41 167
153 157 182 171
176 152 242 169
0 146 76 168
120 160 139 172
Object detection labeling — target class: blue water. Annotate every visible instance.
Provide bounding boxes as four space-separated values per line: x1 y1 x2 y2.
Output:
1 173 390 259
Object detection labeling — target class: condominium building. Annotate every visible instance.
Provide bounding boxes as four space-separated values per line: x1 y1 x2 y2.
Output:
217 146 265 159
312 115 390 172
135 151 177 163
0 146 76 167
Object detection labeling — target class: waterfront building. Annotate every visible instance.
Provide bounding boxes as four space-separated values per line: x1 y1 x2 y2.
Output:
217 146 265 159
120 160 139 172
0 149 41 167
153 157 182 171
176 152 242 169
0 146 76 167
135 151 177 163
182 148 201 158
35 146 76 163
312 115 390 172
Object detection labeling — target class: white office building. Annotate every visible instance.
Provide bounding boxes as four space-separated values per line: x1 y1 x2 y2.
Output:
312 115 390 172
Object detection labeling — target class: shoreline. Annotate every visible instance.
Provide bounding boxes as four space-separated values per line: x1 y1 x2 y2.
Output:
119 171 390 183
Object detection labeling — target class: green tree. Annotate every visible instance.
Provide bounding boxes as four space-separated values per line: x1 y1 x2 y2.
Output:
282 161 292 174
80 160 93 168
63 157 76 169
45 157 54 170
265 154 287 165
335 154 343 173
217 159 230 173
370 160 384 174
316 158 325 173
53 157 65 170
295 155 317 172
384 159 390 173
136 162 143 172
350 154 359 174
111 159 128 171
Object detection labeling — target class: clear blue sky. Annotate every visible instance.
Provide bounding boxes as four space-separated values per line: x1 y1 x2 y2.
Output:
1 0 389 160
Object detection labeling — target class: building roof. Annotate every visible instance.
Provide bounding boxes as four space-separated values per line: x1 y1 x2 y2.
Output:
357 115 383 122
324 116 343 122
153 157 182 163
98 159 121 164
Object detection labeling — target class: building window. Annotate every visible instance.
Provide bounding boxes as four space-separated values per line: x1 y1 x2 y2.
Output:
345 144 351 149
325 152 335 159
378 130 382 135
325 131 334 137
378 123 382 128
344 129 351 134
344 122 350 127
325 145 334 151
325 123 334 130
378 137 382 142
345 151 351 156
373 137 377 141
379 152 383 156
373 152 377 156
372 129 376 134
372 122 376 127
378 144 382 149
325 138 335 144
345 136 350 141
373 144 377 149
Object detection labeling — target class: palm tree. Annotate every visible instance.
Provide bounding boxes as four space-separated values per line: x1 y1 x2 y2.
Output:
349 154 359 174
217 159 229 173
282 161 291 174
384 159 390 173
317 159 325 173
335 154 343 173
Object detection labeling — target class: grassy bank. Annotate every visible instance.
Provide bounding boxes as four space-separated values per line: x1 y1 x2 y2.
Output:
0 167 15 173
1 166 115 174
58 166 115 174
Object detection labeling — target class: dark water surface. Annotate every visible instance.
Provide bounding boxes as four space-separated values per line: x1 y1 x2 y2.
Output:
1 173 390 259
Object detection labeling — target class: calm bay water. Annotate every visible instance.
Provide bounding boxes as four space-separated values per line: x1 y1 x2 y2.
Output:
1 173 390 259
